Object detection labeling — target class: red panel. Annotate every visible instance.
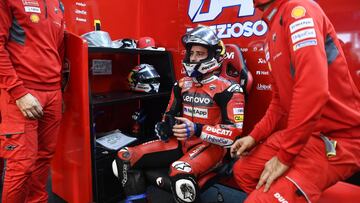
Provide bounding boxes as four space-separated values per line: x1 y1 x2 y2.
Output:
62 0 140 38
51 32 92 203
317 0 360 90
319 182 360 203
56 1 360 201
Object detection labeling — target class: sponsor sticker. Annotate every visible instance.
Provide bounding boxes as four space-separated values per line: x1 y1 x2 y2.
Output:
30 14 40 23
289 18 314 33
184 80 193 89
4 144 17 151
205 126 232 136
182 93 212 106
257 83 272 91
233 108 244 115
274 192 289 203
189 144 206 159
293 39 318 51
291 6 306 19
258 58 267 64
234 115 244 122
25 6 41 13
183 106 208 119
256 70 270 75
273 52 282 60
172 161 192 173
156 177 164 187
200 133 233 147
22 0 39 6
291 28 316 44
235 122 243 128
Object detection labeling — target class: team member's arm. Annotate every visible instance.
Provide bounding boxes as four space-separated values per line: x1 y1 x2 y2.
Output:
0 2 43 119
253 3 330 192
0 1 27 98
276 2 329 166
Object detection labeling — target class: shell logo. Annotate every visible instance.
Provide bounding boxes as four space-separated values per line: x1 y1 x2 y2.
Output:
30 14 40 23
291 6 306 19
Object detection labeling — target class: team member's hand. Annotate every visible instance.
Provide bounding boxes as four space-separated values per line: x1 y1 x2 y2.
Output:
256 156 289 192
16 93 43 119
230 135 256 158
173 117 195 141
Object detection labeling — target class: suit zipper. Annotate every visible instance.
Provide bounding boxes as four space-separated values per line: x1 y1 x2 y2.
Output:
43 0 48 18
192 90 197 122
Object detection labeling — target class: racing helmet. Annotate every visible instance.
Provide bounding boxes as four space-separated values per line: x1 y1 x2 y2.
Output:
81 31 113 47
128 64 160 93
182 26 225 78
253 0 275 8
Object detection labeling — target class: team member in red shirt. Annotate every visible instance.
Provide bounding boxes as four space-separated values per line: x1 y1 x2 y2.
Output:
0 0 65 202
112 26 245 203
231 0 360 202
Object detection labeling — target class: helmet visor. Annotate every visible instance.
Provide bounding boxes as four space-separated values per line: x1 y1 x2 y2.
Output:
138 68 160 82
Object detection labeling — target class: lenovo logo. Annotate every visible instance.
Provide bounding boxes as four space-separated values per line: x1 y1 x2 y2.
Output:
182 93 213 106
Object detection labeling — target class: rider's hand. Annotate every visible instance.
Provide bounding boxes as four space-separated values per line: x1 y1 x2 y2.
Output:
155 121 171 141
173 117 195 141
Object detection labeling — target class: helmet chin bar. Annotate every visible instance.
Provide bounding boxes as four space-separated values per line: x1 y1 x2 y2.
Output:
182 57 220 81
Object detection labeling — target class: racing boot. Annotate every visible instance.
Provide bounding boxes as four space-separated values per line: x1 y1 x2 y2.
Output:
112 148 148 203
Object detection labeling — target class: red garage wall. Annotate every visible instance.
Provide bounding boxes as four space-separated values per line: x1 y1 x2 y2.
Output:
54 0 360 202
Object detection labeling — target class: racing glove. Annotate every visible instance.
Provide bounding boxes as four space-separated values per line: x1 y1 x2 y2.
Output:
154 114 176 142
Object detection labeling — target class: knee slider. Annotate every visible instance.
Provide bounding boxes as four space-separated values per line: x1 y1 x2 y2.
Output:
171 174 200 203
